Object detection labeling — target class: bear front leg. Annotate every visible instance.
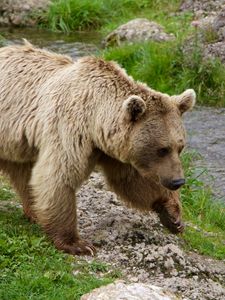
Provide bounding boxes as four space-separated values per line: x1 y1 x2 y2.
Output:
151 192 184 234
99 154 184 234
30 158 96 256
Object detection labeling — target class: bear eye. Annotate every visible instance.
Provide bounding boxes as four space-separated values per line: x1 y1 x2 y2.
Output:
157 147 171 157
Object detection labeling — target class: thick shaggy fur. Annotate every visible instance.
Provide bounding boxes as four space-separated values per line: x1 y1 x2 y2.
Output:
0 41 195 255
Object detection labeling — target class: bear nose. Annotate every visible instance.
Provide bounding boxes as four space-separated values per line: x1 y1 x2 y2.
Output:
170 179 185 190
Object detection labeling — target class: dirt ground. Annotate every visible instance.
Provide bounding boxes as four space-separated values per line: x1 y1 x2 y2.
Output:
77 170 225 300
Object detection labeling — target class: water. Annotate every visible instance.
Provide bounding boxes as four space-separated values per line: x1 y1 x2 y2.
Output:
0 27 102 58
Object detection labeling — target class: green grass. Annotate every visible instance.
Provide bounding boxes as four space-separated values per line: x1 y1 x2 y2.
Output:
0 197 117 299
39 0 183 33
41 0 107 32
37 0 225 106
181 152 225 259
0 176 15 200
102 40 225 106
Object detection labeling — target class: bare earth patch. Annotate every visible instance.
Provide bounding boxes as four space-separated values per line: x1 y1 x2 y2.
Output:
76 171 225 300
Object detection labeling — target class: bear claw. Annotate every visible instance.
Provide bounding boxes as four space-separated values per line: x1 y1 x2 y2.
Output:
56 239 96 256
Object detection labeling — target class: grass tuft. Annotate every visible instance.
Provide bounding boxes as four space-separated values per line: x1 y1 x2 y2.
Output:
40 0 182 32
0 176 15 201
44 0 107 32
181 152 225 259
102 40 225 106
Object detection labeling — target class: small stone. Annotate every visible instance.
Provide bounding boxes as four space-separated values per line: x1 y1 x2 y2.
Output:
22 4 30 11
164 257 175 270
130 276 139 282
171 269 178 277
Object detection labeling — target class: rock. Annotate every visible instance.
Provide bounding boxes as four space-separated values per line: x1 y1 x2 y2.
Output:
204 41 225 63
212 7 225 40
180 0 225 18
0 0 50 27
81 281 180 300
190 7 225 43
183 6 225 64
164 257 175 270
102 18 174 47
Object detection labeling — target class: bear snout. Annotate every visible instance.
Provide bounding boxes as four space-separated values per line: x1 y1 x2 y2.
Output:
162 178 185 190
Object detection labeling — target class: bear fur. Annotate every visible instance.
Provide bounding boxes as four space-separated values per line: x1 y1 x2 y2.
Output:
0 41 195 255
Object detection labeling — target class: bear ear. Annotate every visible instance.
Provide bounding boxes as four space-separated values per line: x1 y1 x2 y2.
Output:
122 95 146 122
174 89 196 115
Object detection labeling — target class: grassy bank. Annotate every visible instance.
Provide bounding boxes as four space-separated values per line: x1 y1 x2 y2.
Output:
37 0 225 107
102 41 225 106
40 0 182 33
181 152 225 259
0 180 118 300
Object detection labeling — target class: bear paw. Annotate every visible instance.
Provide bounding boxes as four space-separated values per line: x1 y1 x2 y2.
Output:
56 239 96 256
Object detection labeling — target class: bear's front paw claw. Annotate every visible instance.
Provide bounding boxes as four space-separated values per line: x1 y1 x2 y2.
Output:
56 240 97 256
72 240 96 256
84 245 96 256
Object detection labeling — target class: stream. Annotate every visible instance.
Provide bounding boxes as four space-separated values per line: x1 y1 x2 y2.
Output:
0 27 102 58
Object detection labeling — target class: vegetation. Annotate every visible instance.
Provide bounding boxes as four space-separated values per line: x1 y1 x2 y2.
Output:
37 0 225 107
181 152 225 259
102 41 225 106
0 200 118 299
40 0 182 33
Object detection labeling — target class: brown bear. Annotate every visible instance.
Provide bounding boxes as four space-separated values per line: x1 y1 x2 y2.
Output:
0 41 195 255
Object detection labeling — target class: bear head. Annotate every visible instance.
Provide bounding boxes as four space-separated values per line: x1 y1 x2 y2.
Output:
124 88 196 190
95 87 195 192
